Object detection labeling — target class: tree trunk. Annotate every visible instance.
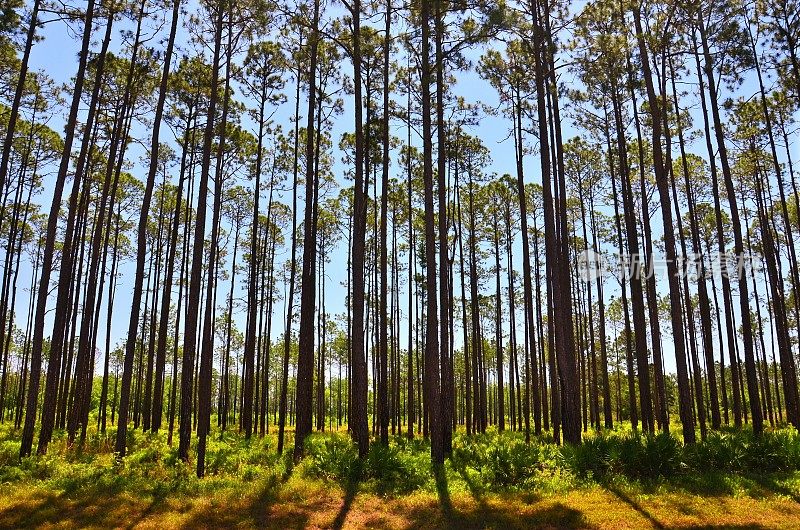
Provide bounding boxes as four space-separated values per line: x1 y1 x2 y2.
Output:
20 0 97 458
294 0 321 461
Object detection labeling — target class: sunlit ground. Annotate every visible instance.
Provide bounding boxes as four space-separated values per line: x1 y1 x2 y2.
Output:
2 421 799 529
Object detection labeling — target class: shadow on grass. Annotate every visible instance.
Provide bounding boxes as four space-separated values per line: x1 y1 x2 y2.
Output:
434 462 453 519
607 470 800 503
423 463 586 529
401 498 590 529
243 473 287 526
603 482 776 530
605 482 666 529
0 488 165 529
124 486 171 530
0 456 298 529
749 473 800 503
456 468 484 501
331 472 359 530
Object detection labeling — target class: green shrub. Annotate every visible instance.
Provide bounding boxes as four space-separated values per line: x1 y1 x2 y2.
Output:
304 433 359 484
485 436 543 487
18 453 59 481
619 432 682 479
686 431 748 472
451 432 491 472
564 431 681 480
363 442 428 494
0 439 20 468
205 441 235 476
562 435 613 479
744 430 800 473
1 416 798 499
450 431 559 490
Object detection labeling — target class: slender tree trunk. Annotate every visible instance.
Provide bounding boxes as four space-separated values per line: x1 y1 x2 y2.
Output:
696 14 763 434
377 0 391 446
176 2 224 463
277 32 303 455
294 0 321 461
421 0 442 464
632 4 695 442
20 0 97 458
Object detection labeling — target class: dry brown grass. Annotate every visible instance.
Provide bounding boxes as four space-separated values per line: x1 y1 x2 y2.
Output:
2 475 800 529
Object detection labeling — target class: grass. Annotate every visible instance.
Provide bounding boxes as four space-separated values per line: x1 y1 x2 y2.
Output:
1 422 800 528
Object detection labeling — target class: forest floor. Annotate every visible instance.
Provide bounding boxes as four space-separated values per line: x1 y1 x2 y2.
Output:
3 471 800 529
2 424 800 529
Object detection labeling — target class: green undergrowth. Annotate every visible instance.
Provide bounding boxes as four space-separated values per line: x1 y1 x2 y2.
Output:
299 425 800 498
563 428 800 481
2 422 800 504
0 424 290 501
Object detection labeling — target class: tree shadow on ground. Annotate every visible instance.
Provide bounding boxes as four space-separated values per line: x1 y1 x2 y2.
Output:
400 499 590 529
0 488 164 529
605 482 667 529
0 461 298 529
4 455 798 529
406 463 588 529
330 472 359 529
604 482 775 530
455 467 485 502
749 474 800 503
434 462 453 517
603 470 800 505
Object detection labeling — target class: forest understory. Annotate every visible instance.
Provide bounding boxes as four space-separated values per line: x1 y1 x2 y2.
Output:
2 421 800 529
